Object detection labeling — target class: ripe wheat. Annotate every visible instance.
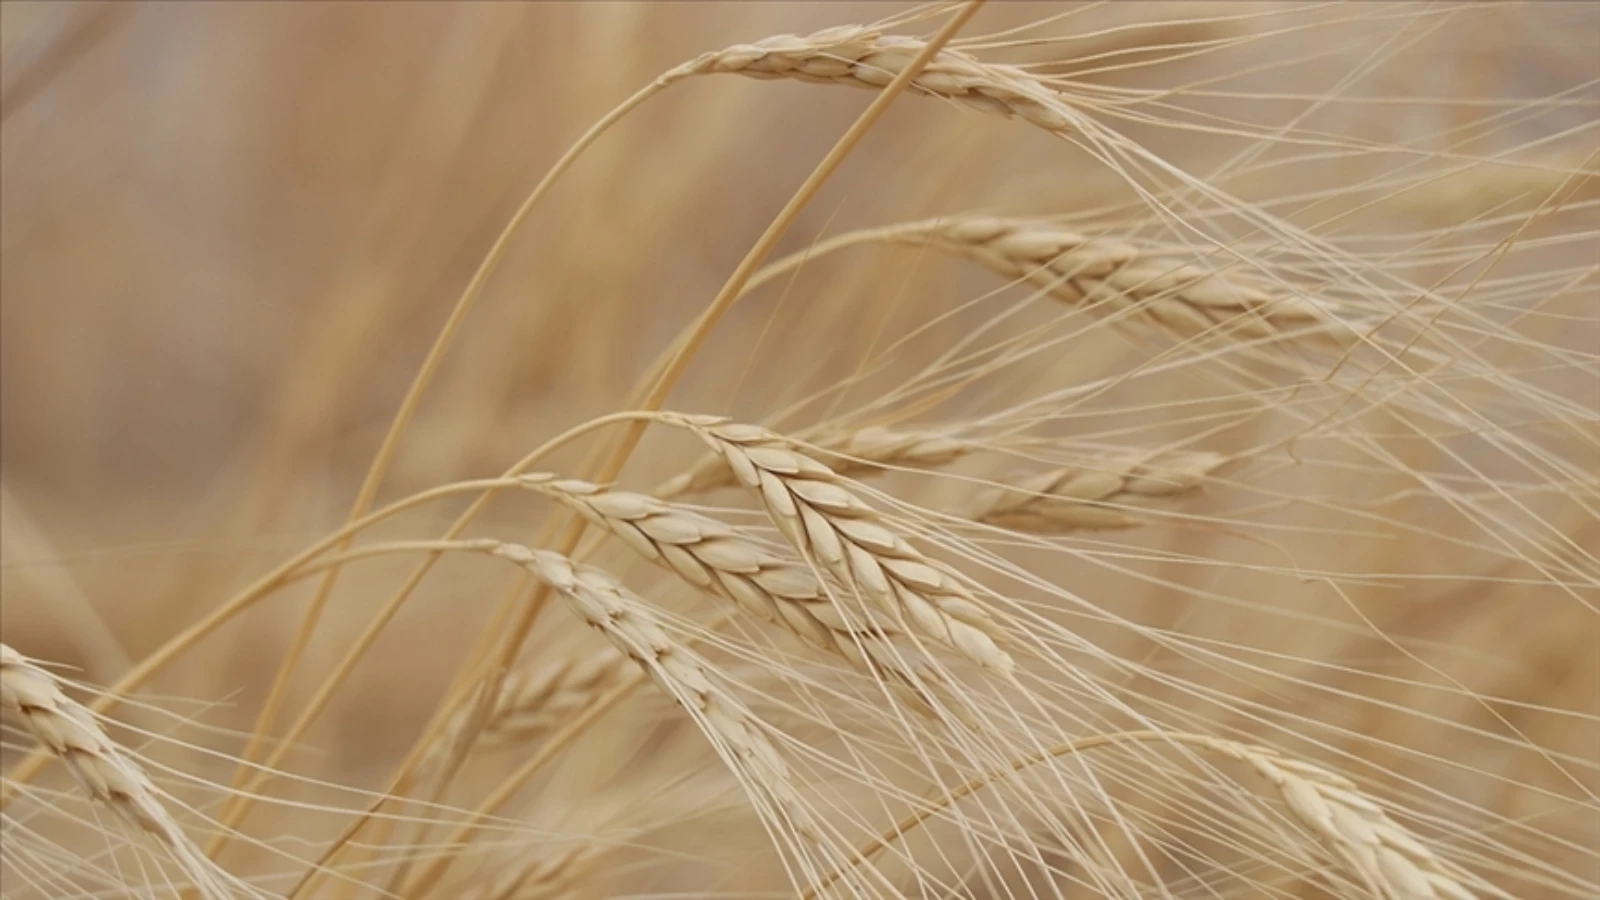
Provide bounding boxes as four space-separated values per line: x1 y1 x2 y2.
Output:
489 544 820 843
0 643 240 900
875 215 1352 343
659 424 973 499
667 414 1015 676
423 645 630 773
973 448 1227 532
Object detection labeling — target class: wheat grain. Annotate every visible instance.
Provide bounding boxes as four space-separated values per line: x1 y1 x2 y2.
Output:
1214 740 1479 900
671 25 1351 342
821 728 1485 900
489 545 819 843
658 424 973 499
665 25 1078 133
0 643 241 899
972 448 1227 532
882 215 1348 342
666 414 1015 677
517 474 941 688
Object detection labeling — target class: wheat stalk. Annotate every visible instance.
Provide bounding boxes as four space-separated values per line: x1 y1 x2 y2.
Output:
0 643 241 899
665 414 1015 677
489 545 819 843
972 448 1227 532
518 474 945 689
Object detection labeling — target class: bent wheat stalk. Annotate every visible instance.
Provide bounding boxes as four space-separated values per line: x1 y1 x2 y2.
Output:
0 644 241 900
667 415 1015 676
972 448 1227 532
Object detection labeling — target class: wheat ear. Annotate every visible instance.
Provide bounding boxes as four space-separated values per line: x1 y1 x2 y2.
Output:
820 729 1483 900
489 546 819 842
518 474 940 688
423 645 629 773
658 424 974 499
972 448 1227 532
878 215 1349 342
1214 740 1480 900
0 643 240 899
666 25 1078 133
667 415 1014 677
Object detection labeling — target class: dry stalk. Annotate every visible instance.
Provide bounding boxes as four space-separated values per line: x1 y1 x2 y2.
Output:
489 545 819 843
0 643 240 899
422 646 630 774
666 415 1014 677
517 474 943 689
658 425 973 499
882 216 1349 342
972 448 1227 532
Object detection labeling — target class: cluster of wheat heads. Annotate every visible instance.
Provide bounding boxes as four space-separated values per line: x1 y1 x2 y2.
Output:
2 2 1596 899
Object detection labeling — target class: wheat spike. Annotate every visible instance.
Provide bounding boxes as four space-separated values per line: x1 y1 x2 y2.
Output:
1213 740 1480 900
658 424 973 499
666 25 1079 133
491 545 819 842
518 474 937 686
883 216 1348 342
973 449 1227 532
424 646 629 773
665 414 1014 676
0 643 241 899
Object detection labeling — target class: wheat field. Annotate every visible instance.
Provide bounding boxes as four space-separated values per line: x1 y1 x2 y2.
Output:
1 2 1596 898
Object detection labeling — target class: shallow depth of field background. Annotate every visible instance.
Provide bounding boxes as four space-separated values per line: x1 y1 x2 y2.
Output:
1 2 1596 896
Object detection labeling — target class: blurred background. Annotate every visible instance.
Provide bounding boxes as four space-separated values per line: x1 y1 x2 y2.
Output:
1 2 1596 896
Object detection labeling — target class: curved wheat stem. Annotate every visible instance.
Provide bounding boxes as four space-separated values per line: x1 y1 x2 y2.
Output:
665 415 1014 677
488 546 819 844
972 448 1227 532
0 644 242 899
